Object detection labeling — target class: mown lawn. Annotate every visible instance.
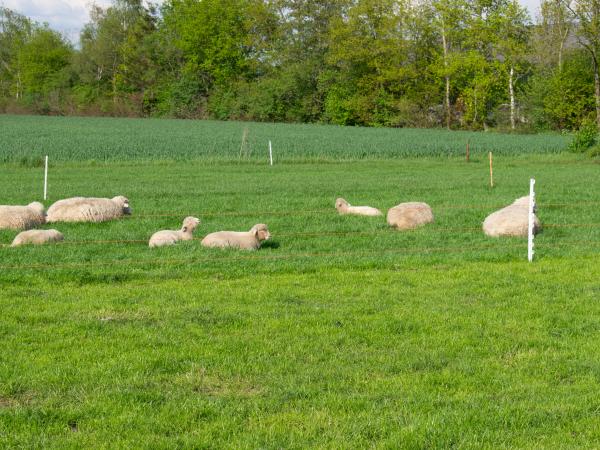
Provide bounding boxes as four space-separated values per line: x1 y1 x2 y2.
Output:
1 143 600 446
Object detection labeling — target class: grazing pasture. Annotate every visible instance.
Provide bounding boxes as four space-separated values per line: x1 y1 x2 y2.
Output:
1 115 600 448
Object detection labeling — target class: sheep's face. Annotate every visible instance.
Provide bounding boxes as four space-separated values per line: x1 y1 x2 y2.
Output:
335 198 348 210
113 196 131 215
182 217 200 233
28 202 45 215
252 224 270 241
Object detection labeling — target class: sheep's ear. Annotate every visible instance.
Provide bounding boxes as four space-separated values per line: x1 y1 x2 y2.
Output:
182 226 188 232
253 228 259 237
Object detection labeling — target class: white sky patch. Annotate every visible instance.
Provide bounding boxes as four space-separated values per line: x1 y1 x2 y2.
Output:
0 0 161 43
2 0 541 44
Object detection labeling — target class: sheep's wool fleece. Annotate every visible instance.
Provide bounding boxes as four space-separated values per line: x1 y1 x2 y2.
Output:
12 229 64 246
387 202 434 230
47 197 126 223
0 203 45 230
483 197 541 237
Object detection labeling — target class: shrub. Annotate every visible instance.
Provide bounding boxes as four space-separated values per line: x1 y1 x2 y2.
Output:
568 118 598 153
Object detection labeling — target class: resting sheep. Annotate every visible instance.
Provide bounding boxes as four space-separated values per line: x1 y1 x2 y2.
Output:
47 196 131 223
11 229 64 247
0 202 46 230
387 202 434 230
149 216 200 248
483 196 541 237
335 198 382 217
201 224 271 250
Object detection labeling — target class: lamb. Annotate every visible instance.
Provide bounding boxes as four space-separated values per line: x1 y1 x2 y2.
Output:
0 202 46 230
201 224 271 250
335 198 382 217
149 216 200 248
483 196 541 237
11 229 64 247
387 202 434 230
47 196 131 223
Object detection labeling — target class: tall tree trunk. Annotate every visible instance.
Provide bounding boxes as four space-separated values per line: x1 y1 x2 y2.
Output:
595 57 600 130
558 38 564 72
509 65 516 130
15 71 21 100
441 20 451 130
558 23 569 72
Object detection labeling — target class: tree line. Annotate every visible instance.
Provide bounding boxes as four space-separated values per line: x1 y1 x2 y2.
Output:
1 0 599 131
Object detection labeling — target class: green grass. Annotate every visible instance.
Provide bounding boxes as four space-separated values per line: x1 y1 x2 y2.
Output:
0 114 570 163
1 116 599 447
3 262 600 448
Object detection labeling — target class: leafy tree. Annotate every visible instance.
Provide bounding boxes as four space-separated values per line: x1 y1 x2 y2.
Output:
561 0 600 128
17 27 72 97
0 7 32 101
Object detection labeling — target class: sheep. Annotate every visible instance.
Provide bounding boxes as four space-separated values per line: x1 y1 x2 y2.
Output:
0 202 46 230
149 216 200 248
201 224 271 250
47 196 131 223
11 229 64 247
483 196 541 237
387 202 434 230
335 198 382 217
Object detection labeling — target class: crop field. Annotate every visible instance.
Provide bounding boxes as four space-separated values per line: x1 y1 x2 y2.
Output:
2 115 600 448
0 114 570 163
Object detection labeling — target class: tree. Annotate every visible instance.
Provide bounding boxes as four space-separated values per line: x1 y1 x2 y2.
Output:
535 0 573 71
76 0 158 112
326 0 414 126
17 27 72 97
431 0 468 129
491 0 530 129
0 7 32 100
561 0 600 128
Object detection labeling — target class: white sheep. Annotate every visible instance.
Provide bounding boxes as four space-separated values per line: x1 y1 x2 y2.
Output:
201 224 271 250
47 196 131 223
0 202 46 230
387 202 434 230
335 198 382 217
11 229 64 247
149 217 200 248
483 196 541 237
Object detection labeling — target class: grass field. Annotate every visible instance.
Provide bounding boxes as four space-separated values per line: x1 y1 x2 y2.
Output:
1 115 600 448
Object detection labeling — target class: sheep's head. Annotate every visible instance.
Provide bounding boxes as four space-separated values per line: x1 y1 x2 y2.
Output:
251 224 270 241
335 198 348 211
27 202 45 215
112 196 131 215
181 216 200 234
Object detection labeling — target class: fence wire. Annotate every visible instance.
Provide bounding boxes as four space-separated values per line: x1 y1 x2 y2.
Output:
120 201 600 219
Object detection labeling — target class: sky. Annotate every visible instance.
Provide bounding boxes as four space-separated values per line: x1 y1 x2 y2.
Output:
2 0 541 44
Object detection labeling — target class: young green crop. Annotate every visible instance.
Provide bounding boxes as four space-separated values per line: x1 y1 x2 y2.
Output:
0 114 570 163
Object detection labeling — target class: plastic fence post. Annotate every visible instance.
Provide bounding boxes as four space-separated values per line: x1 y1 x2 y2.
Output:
528 178 536 262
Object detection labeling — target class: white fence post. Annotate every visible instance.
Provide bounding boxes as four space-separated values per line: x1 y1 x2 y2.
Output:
528 178 536 262
44 155 48 201
269 140 273 166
